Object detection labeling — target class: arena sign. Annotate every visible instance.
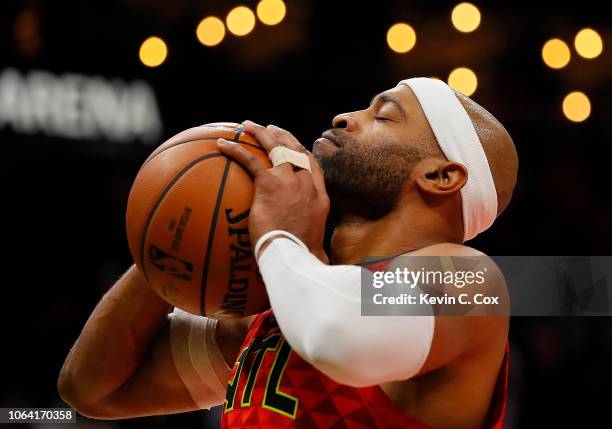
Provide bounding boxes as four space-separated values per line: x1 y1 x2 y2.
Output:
0 68 162 144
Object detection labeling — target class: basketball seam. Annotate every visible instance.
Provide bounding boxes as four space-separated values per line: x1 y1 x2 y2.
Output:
233 126 244 141
139 152 224 286
143 134 264 168
200 158 232 316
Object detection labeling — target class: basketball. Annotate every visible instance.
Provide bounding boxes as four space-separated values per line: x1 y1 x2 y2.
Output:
126 122 271 319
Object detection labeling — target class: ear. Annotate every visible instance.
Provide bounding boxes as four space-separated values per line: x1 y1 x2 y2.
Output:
413 158 468 196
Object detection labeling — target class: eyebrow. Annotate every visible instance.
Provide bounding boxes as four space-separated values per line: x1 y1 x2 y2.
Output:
369 92 407 118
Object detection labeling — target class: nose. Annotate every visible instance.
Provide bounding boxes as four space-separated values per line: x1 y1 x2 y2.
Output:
332 113 359 132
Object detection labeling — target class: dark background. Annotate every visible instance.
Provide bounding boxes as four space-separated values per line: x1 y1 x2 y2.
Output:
1 0 611 427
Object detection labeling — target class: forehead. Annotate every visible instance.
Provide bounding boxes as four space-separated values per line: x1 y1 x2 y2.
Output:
379 84 433 138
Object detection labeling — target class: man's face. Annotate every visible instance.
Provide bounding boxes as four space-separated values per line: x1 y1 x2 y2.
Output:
313 84 438 217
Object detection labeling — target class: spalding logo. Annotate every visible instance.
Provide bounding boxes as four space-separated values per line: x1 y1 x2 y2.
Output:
217 208 252 317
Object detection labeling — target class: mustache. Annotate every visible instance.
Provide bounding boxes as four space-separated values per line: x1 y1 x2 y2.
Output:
323 129 356 148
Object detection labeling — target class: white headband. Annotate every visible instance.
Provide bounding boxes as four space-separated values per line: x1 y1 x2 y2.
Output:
398 77 498 241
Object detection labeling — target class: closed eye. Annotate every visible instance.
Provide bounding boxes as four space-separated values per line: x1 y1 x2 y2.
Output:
375 117 391 122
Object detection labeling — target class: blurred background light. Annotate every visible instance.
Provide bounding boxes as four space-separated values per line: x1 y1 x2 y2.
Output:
386 23 416 53
451 2 481 33
139 36 167 67
574 28 603 59
197 16 226 47
257 0 287 26
13 9 42 57
542 38 571 69
448 67 478 96
226 6 256 36
562 91 591 122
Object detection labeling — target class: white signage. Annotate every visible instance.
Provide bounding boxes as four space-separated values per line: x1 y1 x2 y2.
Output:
0 68 163 144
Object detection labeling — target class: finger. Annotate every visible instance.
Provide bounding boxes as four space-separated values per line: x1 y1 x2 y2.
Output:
293 167 316 193
264 125 314 183
306 152 327 195
217 138 268 177
268 161 298 179
266 125 306 153
241 119 264 129
241 120 279 154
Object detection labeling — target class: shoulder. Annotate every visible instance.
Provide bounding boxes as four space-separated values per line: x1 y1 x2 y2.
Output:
393 245 509 373
389 242 509 343
405 242 486 257
389 242 497 275
395 243 503 282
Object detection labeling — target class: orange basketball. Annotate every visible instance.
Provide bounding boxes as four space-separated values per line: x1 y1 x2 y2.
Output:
126 122 271 319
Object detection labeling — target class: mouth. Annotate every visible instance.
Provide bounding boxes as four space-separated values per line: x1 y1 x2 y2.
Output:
317 130 340 148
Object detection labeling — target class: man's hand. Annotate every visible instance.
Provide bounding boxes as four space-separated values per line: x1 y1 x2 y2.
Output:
217 121 329 263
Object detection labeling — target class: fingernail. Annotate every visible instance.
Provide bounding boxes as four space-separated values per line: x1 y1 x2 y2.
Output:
217 138 235 146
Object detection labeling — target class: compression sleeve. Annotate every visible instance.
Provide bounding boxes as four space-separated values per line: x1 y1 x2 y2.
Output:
257 237 435 387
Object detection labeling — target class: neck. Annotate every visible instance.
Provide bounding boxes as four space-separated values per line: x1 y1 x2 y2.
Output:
330 200 463 265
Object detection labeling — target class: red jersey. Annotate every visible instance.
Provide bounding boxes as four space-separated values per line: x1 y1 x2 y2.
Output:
220 259 509 429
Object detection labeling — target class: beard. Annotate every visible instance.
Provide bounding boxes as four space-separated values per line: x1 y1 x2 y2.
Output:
314 131 422 219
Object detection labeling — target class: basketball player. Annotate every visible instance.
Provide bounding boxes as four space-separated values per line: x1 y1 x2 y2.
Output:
58 78 518 429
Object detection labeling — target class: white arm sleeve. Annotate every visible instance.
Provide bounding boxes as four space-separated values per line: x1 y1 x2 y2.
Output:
168 308 231 409
257 237 435 387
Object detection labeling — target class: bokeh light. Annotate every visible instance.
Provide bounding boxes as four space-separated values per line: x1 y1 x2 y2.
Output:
197 17 225 47
542 38 571 69
451 3 481 33
386 23 417 53
226 6 256 36
13 9 42 57
562 91 591 122
139 36 167 67
257 0 286 26
448 67 478 96
574 28 603 59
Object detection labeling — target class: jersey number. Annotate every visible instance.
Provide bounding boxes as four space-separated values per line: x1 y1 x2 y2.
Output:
224 333 298 419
